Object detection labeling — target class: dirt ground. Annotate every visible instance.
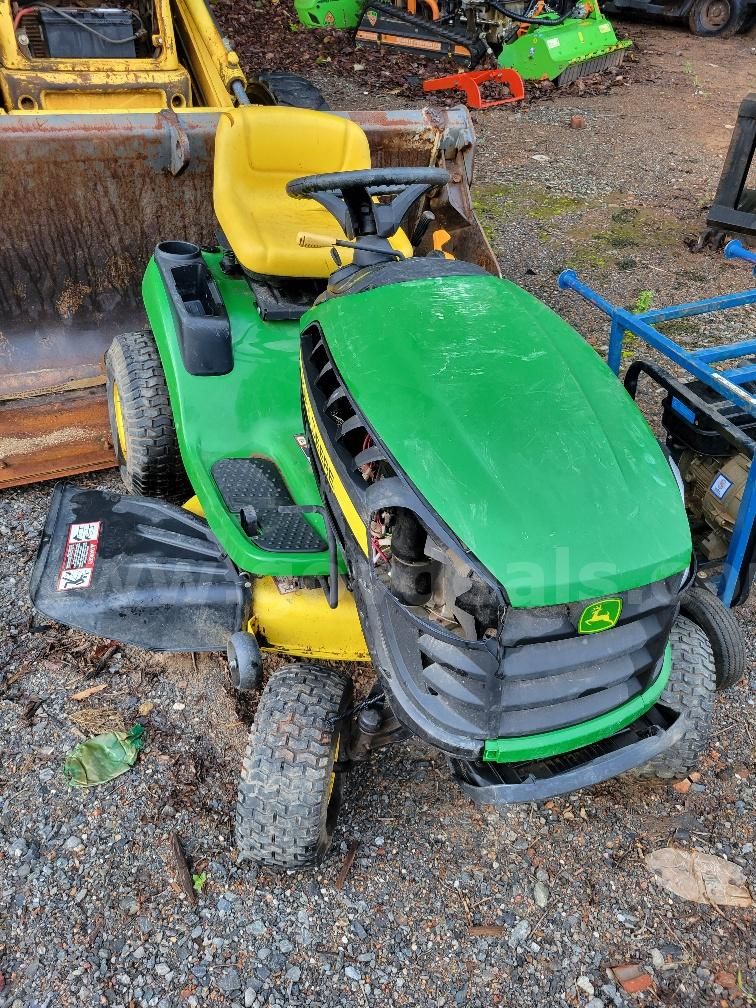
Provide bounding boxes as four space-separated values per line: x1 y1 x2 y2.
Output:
1 13 756 1008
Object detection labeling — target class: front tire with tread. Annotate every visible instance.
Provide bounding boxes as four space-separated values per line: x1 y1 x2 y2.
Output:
236 663 352 869
636 615 716 780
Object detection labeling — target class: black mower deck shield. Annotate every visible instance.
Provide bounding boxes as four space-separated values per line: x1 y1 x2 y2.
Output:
30 485 249 651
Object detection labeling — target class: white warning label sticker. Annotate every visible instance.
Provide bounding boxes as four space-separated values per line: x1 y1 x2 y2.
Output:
57 521 101 591
710 473 733 501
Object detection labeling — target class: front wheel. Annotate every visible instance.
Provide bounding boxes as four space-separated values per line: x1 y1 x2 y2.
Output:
635 616 716 780
236 663 352 869
688 0 747 36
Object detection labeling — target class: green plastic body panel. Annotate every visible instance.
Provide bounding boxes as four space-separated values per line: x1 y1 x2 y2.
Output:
497 12 631 81
309 274 692 608
294 0 364 28
142 252 331 576
483 645 671 762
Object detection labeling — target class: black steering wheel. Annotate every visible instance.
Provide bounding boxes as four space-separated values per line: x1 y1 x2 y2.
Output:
286 167 450 242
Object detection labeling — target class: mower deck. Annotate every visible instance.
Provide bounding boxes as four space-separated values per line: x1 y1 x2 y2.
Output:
30 484 249 651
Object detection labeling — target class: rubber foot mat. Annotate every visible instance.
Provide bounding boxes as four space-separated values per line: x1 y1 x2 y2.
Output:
212 457 325 553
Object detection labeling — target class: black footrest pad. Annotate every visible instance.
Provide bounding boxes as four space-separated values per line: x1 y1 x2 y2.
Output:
212 457 325 553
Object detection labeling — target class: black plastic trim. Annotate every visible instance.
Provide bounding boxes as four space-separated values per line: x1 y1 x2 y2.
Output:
30 485 249 652
154 243 233 377
449 707 689 804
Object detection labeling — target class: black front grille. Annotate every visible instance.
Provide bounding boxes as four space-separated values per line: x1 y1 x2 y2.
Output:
367 573 681 756
493 580 679 737
304 326 395 490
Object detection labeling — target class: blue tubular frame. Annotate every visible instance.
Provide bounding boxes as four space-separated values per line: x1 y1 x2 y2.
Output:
557 240 756 607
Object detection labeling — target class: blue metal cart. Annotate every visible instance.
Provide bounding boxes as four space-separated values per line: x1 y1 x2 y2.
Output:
558 240 756 607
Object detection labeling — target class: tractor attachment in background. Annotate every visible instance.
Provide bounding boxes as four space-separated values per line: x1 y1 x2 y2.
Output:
695 92 756 252
294 0 631 86
559 240 756 608
422 67 524 110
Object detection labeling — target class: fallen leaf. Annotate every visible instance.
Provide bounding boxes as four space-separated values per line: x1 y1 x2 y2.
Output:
71 683 108 701
645 848 754 908
714 971 737 990
138 701 155 716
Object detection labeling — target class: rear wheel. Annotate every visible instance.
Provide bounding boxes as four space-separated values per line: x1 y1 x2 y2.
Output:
105 330 188 498
246 71 330 111
636 616 716 780
680 584 745 690
688 0 746 36
236 663 352 869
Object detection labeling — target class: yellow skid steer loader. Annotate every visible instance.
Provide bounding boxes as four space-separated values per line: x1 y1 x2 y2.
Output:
0 0 496 488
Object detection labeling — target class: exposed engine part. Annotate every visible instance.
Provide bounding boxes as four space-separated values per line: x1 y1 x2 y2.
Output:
374 505 501 640
388 507 433 605
679 450 749 560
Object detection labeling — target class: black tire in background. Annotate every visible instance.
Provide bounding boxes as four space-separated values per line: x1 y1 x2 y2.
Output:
246 71 330 111
635 616 716 780
688 0 747 36
105 330 189 499
236 663 352 869
680 584 746 690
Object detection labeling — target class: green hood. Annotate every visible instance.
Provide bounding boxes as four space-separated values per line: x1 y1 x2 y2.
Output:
310 274 691 607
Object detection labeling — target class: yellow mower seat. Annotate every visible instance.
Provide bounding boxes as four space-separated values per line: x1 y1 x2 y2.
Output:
213 106 412 279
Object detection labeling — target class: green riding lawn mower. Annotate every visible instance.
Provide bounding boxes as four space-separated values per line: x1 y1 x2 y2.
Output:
30 104 746 870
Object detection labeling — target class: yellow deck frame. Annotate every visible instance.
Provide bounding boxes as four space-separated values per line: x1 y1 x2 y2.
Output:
250 576 369 662
183 498 369 661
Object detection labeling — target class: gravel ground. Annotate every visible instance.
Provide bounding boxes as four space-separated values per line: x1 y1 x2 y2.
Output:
2 13 756 1008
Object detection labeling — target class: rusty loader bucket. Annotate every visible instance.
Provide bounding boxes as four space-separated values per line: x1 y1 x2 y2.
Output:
0 106 497 489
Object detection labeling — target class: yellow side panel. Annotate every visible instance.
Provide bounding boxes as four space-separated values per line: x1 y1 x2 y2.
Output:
42 90 169 111
251 576 370 662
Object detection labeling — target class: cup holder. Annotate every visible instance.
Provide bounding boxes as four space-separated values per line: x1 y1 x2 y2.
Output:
156 240 201 261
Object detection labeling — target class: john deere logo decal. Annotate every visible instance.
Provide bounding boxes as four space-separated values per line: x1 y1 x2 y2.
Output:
324 10 335 24
366 8 378 25
578 598 622 634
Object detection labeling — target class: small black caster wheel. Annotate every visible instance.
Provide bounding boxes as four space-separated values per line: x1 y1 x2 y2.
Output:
227 632 263 692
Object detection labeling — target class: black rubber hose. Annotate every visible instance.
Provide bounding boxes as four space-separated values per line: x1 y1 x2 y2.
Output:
488 0 572 25
391 508 426 563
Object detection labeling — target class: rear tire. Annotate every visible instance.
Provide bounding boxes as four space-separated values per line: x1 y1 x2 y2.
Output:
105 330 188 499
636 616 716 780
680 584 745 690
688 0 746 36
236 663 352 869
246 71 330 111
